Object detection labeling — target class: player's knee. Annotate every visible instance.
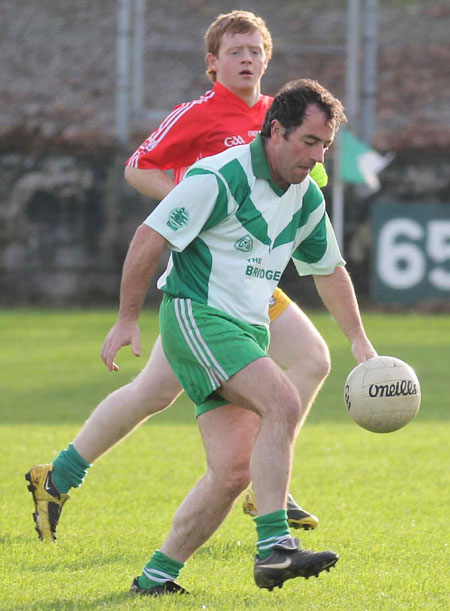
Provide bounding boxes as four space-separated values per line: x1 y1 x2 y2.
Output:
271 383 302 430
128 377 173 415
222 467 251 499
209 460 251 499
284 394 302 429
313 339 331 381
302 336 331 384
260 377 301 429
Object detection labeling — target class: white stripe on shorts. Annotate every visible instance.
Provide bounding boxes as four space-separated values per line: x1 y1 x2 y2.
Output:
174 298 229 388
185 300 229 380
178 298 226 383
173 299 217 388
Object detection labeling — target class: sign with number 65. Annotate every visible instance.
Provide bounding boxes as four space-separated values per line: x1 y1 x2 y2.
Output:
371 203 450 304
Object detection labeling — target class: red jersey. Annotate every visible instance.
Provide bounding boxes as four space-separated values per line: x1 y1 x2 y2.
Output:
126 82 273 183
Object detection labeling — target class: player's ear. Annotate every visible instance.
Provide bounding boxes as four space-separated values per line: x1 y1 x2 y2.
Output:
206 52 218 73
271 120 284 140
262 56 269 74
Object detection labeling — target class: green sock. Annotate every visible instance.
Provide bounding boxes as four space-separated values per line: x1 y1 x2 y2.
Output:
137 550 184 590
254 509 290 560
52 443 91 494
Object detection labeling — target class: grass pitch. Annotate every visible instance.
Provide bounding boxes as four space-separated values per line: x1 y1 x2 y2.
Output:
1 309 449 610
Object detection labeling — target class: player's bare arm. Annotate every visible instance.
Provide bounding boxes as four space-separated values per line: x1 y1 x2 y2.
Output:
101 225 166 371
313 266 377 363
124 166 176 202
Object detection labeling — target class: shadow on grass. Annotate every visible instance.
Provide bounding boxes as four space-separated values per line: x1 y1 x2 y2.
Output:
18 551 138 574
195 540 254 558
13 591 135 611
0 534 35 545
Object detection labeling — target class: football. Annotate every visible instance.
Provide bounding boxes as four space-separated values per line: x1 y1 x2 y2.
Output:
344 356 421 433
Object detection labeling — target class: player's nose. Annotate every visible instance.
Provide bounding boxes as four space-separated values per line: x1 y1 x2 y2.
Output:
240 48 252 62
311 145 326 163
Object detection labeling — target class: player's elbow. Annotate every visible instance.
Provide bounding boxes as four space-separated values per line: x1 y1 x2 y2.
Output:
124 164 137 186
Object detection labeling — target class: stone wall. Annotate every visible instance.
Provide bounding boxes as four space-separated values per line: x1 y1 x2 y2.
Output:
1 146 448 307
0 149 165 305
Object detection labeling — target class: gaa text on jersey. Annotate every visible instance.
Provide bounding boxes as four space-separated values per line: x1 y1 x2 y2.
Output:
224 135 246 147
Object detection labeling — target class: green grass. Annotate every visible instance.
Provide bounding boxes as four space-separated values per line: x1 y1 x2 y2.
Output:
1 309 449 610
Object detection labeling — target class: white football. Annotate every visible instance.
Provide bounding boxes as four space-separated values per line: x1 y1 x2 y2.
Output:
344 356 421 433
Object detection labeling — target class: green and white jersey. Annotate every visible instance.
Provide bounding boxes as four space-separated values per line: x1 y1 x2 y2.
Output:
144 134 345 326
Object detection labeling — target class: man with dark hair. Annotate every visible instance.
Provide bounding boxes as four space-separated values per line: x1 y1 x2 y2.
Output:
26 10 328 547
98 78 376 594
260 79 347 140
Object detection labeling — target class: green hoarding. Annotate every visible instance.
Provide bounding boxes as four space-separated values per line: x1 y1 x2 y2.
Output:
371 203 450 305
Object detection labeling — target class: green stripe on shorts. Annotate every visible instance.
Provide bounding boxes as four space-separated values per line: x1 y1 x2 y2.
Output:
159 294 270 417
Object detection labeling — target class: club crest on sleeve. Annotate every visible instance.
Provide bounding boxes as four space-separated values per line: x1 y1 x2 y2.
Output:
234 234 254 252
167 207 190 231
143 137 158 152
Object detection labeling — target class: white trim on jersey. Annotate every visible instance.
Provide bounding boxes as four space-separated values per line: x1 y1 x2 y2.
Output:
127 90 216 168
